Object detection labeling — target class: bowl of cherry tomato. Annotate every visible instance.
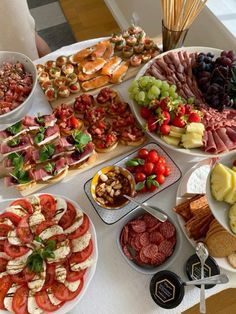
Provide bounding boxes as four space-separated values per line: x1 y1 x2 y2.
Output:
125 147 172 193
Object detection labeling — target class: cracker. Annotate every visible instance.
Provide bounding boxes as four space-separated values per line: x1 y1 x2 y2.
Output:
206 230 236 257
190 195 208 211
228 253 236 268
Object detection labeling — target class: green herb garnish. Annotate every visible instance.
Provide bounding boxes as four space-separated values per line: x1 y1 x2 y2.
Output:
8 137 21 147
34 127 45 144
6 121 22 135
44 162 55 174
39 144 55 162
27 237 56 273
35 114 45 125
8 152 24 170
10 169 30 184
126 158 145 167
72 130 91 152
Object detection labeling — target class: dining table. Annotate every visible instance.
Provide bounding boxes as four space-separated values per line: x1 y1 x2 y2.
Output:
1 37 236 314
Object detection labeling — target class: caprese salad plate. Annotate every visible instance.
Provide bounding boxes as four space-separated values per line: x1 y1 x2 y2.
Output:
0 193 98 314
129 47 236 157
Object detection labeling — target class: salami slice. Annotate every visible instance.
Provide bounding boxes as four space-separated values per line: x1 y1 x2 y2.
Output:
148 222 161 232
150 252 166 265
169 236 177 248
149 231 164 245
139 232 150 247
130 237 139 251
130 220 146 233
159 239 174 257
123 225 129 244
159 221 176 239
143 214 158 229
123 245 133 260
139 247 151 264
142 244 159 259
134 234 142 250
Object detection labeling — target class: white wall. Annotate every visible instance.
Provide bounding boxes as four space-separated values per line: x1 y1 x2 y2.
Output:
105 0 236 50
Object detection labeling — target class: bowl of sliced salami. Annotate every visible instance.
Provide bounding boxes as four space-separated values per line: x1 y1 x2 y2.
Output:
0 51 37 124
117 207 182 274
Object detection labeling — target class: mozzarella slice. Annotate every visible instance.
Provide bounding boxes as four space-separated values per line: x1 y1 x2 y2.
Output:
7 250 32 274
55 265 67 283
70 257 94 272
27 195 40 212
47 289 62 305
5 205 27 217
39 225 63 241
4 284 19 312
64 211 83 234
37 133 59 146
28 262 46 293
0 218 14 227
0 271 9 279
0 252 11 260
29 212 45 232
72 232 91 253
8 229 22 246
47 239 70 263
53 197 67 222
64 279 80 292
28 294 43 314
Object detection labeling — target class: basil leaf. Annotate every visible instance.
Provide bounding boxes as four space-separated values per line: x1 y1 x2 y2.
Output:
39 144 55 162
125 160 139 167
44 162 55 174
36 114 44 124
35 236 43 243
46 240 56 251
72 131 91 152
8 152 23 170
8 137 20 147
6 121 22 135
34 133 45 144
135 181 145 191
147 174 156 181
151 180 159 187
27 253 43 273
11 169 30 184
42 249 55 259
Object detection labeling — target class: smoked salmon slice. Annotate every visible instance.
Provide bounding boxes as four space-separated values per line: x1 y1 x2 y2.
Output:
91 41 110 59
82 58 107 75
103 42 115 60
101 56 122 76
78 71 100 82
110 61 129 83
72 47 93 63
81 76 110 91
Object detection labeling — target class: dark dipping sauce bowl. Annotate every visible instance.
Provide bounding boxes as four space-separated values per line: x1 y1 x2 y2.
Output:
150 270 185 309
91 166 135 209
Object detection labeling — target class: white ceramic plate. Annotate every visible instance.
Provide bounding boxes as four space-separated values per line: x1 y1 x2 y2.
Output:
128 46 234 158
0 194 98 314
176 159 236 273
206 153 236 236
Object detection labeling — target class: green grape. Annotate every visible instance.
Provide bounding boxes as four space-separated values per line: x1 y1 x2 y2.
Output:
131 87 140 95
161 91 169 97
150 85 160 97
138 76 149 88
169 89 176 98
147 89 157 100
130 80 139 89
153 79 163 88
138 91 146 102
161 81 170 91
135 93 141 103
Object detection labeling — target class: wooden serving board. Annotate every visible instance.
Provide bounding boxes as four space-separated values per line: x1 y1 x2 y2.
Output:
49 36 162 110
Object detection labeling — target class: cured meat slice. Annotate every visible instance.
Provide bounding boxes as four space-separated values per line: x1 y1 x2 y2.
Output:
159 221 176 239
159 240 173 257
142 214 158 229
226 127 236 143
139 232 150 247
130 220 146 233
212 130 228 153
142 244 159 259
204 131 217 153
150 252 166 265
149 231 164 245
139 247 151 264
123 245 133 260
216 128 236 150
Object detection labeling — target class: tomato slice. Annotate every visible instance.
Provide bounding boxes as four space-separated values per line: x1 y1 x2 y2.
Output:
48 234 67 242
69 240 93 264
66 267 87 282
16 215 33 244
59 201 76 230
51 278 84 301
0 257 7 272
4 240 29 258
0 224 12 237
0 275 12 309
41 264 55 291
35 220 56 235
39 194 56 219
0 240 5 252
12 267 35 284
35 290 64 311
10 199 33 214
0 212 21 225
68 214 89 239
12 285 29 314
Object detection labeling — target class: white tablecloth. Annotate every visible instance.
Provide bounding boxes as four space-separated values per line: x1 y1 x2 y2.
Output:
1 39 236 314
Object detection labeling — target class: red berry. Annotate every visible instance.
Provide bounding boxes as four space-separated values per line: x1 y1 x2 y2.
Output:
188 112 201 123
172 116 186 128
162 111 171 125
159 97 170 111
140 107 151 119
147 116 158 132
185 104 192 114
233 160 236 167
160 124 170 135
177 104 186 116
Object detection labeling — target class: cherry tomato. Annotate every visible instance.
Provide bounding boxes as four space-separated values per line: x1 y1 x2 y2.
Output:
154 163 166 175
139 185 147 193
68 214 90 239
0 275 12 309
12 285 29 314
35 221 55 236
59 201 77 230
69 240 93 264
0 224 12 237
160 124 170 135
69 116 80 129
4 241 29 258
35 290 64 311
0 258 7 272
39 194 56 220
147 184 158 192
135 172 146 182
12 267 35 284
135 165 144 174
156 174 165 184
0 212 21 225
51 279 84 301
143 162 154 175
147 150 159 163
10 199 33 214
138 148 149 159
41 264 55 291
66 267 87 282
157 156 166 165
16 215 33 244
163 165 171 177
126 166 135 173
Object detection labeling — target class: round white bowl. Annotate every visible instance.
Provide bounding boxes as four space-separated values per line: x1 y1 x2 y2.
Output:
0 51 37 125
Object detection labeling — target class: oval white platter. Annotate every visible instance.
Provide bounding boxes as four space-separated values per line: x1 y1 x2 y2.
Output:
128 46 236 158
0 194 98 314
175 159 236 273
